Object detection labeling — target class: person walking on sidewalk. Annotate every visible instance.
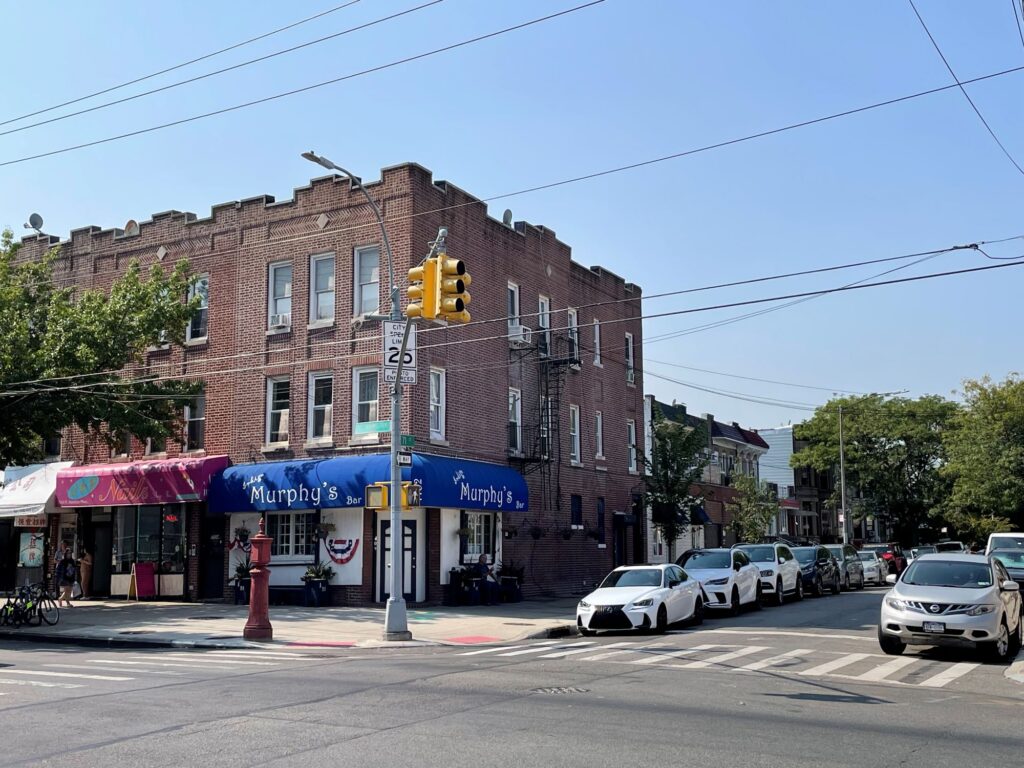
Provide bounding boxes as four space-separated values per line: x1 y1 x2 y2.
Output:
78 548 93 599
56 551 76 608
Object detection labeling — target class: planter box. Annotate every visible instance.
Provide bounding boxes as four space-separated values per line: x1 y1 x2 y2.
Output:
303 578 329 607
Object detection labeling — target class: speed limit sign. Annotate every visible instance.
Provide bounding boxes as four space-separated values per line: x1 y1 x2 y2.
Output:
382 321 416 384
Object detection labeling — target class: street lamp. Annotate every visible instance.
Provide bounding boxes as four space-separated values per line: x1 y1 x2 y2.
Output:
301 151 411 641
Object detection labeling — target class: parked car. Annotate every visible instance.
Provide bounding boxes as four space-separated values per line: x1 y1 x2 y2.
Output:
734 542 803 605
985 533 1024 555
908 545 937 562
878 553 1023 661
792 546 841 596
577 564 702 636
825 544 865 591
935 540 966 553
677 548 761 616
858 550 886 586
990 549 1024 591
864 543 907 575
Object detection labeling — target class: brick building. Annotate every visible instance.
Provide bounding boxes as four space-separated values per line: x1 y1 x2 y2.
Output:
15 163 645 604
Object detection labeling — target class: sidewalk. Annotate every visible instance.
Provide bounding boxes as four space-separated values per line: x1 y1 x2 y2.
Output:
0 598 579 649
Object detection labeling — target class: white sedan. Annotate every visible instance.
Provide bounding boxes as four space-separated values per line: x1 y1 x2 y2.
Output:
577 564 702 635
858 550 886 585
677 548 761 615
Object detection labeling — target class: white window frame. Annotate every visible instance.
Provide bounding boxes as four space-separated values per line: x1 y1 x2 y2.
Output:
566 307 579 362
569 404 581 465
144 435 165 456
267 511 315 560
507 282 520 328
184 395 206 452
508 388 522 454
265 378 290 446
627 419 638 474
306 371 333 443
309 253 335 326
351 366 380 441
593 319 602 366
595 410 605 459
625 332 635 384
429 367 446 441
537 295 551 355
268 262 292 330
539 396 551 459
186 274 209 342
463 511 496 562
354 245 380 317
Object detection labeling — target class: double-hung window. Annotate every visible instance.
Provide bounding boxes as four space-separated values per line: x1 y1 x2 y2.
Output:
627 419 638 473
354 246 380 316
508 388 522 453
463 511 495 562
539 396 551 458
268 512 314 558
268 262 292 329
307 372 333 441
595 410 604 459
184 395 206 451
352 367 380 436
593 320 602 365
625 332 635 384
429 368 446 440
537 295 550 355
507 283 520 328
187 274 209 341
567 308 579 362
266 378 290 445
310 253 335 324
43 434 62 458
570 494 583 528
569 404 581 464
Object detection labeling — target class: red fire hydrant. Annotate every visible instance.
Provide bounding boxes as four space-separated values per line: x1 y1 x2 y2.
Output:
243 517 273 641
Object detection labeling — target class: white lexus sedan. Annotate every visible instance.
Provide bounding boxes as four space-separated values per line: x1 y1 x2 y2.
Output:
677 548 761 615
577 564 702 635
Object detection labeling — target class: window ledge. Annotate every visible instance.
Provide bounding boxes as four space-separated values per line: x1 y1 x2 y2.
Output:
595 466 608 472
265 327 292 337
260 443 290 453
570 460 583 468
144 452 169 460
347 438 384 448
337 442 384 452
628 469 640 476
303 439 335 450
109 455 130 463
626 381 636 389
593 361 603 368
571 524 584 530
146 344 171 353
429 437 448 446
181 449 207 457
185 337 208 348
307 320 335 331
507 449 524 458
597 543 607 549
595 454 606 461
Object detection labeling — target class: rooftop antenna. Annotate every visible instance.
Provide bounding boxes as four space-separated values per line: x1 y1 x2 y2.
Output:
23 212 44 236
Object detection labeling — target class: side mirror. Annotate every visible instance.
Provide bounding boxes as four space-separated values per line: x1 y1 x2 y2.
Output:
1002 580 1020 592
885 574 897 585
669 580 680 588
778 557 785 565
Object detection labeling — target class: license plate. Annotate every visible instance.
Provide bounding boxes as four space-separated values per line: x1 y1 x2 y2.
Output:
922 621 945 633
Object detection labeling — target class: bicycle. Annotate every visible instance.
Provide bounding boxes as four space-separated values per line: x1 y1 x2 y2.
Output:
2 583 59 627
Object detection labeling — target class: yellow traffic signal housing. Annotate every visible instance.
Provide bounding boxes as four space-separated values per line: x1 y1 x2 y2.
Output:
365 482 389 509
438 255 471 324
406 257 439 319
402 481 422 508
365 481 422 509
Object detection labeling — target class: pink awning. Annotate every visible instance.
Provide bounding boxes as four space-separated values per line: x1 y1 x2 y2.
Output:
56 456 230 507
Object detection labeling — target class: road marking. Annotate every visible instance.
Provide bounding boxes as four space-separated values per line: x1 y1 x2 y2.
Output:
630 645 707 664
86 660 239 670
499 642 595 657
730 648 812 672
676 646 768 669
918 662 979 688
45 664 184 677
852 656 918 682
128 656 277 666
196 651 313 660
539 641 634 659
0 678 83 689
799 653 873 677
576 642 656 661
0 669 134 682
700 629 872 642
458 645 528 656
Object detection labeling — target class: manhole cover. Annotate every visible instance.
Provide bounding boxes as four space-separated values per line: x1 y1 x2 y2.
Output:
532 687 589 695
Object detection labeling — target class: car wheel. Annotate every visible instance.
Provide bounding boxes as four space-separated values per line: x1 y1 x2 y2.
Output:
983 619 1012 663
579 626 595 637
831 574 841 595
856 573 865 591
795 578 804 601
878 627 906 656
814 576 823 597
654 605 668 634
690 598 704 627
1009 616 1023 658
775 579 785 607
843 573 851 592
729 587 741 617
753 582 763 610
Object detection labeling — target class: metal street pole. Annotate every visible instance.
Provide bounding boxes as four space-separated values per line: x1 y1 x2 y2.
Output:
838 405 848 545
301 152 411 640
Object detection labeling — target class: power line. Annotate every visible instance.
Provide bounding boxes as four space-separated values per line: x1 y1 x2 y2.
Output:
1012 0 1024 51
644 359 867 395
0 1 445 139
0 1 363 128
908 0 1024 177
0 1 606 169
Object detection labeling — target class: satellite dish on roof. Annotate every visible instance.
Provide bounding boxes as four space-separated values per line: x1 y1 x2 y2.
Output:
502 209 513 226
24 213 44 234
124 219 140 236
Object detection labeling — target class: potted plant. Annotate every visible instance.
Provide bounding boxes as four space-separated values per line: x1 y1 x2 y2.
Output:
503 524 518 539
559 527 574 540
230 559 252 605
529 525 545 540
301 561 335 607
234 525 251 544
496 559 525 602
585 527 601 541
455 526 472 544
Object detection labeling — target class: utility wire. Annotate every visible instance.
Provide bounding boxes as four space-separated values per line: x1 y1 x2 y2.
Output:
644 359 866 395
908 0 1024 177
1013 0 1024 51
0 1 445 139
0 1 363 128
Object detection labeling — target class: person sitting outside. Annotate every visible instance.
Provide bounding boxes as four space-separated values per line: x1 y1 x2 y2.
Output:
473 555 501 606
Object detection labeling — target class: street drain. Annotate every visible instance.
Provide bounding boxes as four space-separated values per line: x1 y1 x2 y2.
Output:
532 687 589 695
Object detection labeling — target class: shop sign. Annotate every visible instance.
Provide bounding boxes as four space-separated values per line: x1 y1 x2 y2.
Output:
14 514 47 528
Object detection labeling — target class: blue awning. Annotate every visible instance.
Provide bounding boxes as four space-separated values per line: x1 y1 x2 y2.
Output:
208 453 528 514
692 505 712 525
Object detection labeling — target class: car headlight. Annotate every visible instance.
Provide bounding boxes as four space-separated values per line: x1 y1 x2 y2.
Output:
966 605 995 616
631 598 654 608
760 569 774 577
886 597 908 611
578 600 591 609
706 578 729 586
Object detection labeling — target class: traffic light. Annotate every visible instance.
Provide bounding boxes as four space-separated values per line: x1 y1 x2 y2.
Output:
402 482 422 508
406 257 439 319
365 482 389 509
364 481 422 508
438 253 471 324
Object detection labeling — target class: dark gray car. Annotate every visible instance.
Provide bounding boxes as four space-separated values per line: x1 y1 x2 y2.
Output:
825 544 865 591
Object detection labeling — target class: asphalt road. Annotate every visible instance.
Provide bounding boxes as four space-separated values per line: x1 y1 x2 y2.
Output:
0 586 1020 768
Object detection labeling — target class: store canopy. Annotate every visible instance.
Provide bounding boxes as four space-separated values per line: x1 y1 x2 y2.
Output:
55 455 230 507
0 462 75 519
209 453 529 514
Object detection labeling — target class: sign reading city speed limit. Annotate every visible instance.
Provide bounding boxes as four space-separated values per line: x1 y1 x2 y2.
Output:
382 320 417 385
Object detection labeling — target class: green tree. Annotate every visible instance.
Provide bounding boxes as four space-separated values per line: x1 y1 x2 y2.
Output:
940 375 1024 536
641 408 708 553
0 228 201 466
791 394 957 544
726 474 779 543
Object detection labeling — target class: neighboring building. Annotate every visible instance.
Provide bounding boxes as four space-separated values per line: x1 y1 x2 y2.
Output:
644 398 769 561
758 425 836 542
15 163 645 604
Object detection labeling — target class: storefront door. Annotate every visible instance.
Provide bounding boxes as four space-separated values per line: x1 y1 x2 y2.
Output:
378 519 417 603
201 516 225 600
91 523 113 597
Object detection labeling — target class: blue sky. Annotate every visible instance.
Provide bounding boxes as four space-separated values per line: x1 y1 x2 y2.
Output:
2 0 1021 428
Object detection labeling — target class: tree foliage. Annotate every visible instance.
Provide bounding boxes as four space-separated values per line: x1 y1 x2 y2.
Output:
791 394 957 544
0 229 201 466
726 473 778 543
940 375 1024 535
641 408 708 550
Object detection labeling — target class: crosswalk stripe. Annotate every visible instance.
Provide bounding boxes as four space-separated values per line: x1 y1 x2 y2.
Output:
499 642 595 657
631 647 700 664
126 656 277 666
0 678 83 689
730 648 812 672
196 651 313 660
852 656 917 682
539 641 634 659
675 646 768 669
917 662 979 688
0 669 133 682
45 664 184 677
799 653 873 677
86 660 239 670
458 645 528 656
577 642 656 661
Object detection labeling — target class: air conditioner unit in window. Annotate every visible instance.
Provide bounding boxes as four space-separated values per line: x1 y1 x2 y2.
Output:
269 313 291 329
626 369 635 384
508 324 532 346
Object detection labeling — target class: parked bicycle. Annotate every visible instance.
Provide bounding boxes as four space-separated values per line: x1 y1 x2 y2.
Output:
0 583 60 627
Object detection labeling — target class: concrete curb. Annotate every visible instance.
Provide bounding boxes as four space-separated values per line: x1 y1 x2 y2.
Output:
527 623 579 640
0 630 252 650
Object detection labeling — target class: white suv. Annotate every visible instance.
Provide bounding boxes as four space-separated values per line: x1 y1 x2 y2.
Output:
735 543 803 605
